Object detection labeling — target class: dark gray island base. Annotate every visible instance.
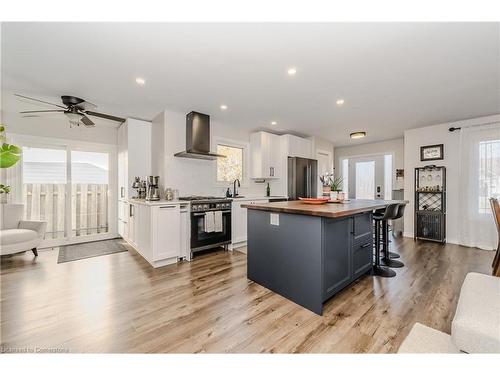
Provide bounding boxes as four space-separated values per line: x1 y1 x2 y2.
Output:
243 199 407 315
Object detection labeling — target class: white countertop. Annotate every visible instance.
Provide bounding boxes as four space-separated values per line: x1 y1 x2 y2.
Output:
229 196 288 202
127 196 288 206
127 199 189 206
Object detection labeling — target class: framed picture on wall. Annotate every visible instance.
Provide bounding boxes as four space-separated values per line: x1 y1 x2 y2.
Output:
420 144 444 161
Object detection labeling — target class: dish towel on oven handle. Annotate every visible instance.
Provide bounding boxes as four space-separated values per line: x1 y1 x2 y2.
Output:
204 211 215 233
214 210 223 232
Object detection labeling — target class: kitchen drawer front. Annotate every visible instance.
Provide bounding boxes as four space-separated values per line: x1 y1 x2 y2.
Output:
352 239 373 279
352 213 372 241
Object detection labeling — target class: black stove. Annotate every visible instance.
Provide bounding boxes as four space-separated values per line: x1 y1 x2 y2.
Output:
180 196 232 254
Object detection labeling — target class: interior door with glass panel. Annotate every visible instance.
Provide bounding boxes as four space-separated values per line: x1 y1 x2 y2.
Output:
347 155 392 200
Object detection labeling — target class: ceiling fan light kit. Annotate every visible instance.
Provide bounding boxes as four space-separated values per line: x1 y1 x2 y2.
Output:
16 94 126 128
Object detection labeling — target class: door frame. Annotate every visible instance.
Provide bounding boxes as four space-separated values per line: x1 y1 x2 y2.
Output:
339 151 395 200
10 133 118 249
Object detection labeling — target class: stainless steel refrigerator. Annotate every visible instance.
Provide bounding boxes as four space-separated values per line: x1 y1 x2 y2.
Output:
287 156 318 200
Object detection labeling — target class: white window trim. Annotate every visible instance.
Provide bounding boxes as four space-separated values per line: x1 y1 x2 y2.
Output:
10 133 118 248
212 136 250 188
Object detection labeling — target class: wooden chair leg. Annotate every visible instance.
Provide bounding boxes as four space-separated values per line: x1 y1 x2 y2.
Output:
32 248 38 256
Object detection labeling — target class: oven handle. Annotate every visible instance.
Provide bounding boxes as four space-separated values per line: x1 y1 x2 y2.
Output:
192 210 231 216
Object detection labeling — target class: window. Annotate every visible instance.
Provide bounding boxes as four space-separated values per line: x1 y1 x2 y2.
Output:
216 144 244 183
478 139 500 214
341 158 349 196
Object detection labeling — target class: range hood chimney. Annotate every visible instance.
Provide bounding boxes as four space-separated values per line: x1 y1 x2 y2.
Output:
174 111 226 160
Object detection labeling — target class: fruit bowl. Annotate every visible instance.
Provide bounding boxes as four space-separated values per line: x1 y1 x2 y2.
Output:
298 197 330 204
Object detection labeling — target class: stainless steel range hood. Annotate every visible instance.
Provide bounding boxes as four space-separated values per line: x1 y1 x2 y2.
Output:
174 111 226 160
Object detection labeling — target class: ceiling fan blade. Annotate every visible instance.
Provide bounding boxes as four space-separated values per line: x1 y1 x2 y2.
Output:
75 100 97 111
80 115 95 127
85 110 125 123
20 110 65 114
15 94 66 109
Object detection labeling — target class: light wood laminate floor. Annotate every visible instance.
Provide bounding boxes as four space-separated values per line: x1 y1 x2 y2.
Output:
0 238 493 353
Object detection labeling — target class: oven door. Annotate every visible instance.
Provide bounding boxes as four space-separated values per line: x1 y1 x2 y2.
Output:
191 210 232 251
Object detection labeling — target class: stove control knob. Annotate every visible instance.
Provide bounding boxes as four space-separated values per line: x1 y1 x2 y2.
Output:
204 204 209 210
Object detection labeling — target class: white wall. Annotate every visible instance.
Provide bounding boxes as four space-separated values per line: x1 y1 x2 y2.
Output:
403 114 500 244
334 138 404 190
159 110 282 197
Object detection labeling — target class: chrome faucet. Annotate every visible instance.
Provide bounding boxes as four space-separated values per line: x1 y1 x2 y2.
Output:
233 179 241 197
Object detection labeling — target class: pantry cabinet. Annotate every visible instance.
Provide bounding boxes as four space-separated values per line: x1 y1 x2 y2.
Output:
250 131 281 179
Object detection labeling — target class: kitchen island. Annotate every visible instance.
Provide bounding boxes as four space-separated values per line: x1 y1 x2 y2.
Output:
242 199 407 315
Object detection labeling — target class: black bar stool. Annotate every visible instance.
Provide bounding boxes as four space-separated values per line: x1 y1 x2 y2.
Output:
385 203 406 259
373 203 399 277
380 203 406 268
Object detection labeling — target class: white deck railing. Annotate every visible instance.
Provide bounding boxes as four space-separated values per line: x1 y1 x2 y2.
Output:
23 183 108 238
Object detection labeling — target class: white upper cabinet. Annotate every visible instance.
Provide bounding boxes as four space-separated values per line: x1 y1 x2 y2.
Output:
250 131 281 179
282 134 312 159
117 119 152 199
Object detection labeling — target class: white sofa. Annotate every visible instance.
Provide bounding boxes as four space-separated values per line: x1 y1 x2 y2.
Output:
0 203 46 256
398 272 500 353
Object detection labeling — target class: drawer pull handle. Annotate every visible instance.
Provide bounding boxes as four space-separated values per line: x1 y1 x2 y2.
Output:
360 242 371 248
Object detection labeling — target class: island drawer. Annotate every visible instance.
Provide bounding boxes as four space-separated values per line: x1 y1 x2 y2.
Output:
352 213 373 240
352 239 373 278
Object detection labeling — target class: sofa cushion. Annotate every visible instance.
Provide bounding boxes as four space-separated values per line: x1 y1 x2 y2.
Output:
0 229 38 246
398 323 460 353
451 272 500 353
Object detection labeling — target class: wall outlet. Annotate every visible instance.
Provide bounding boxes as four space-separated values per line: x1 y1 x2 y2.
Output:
270 213 279 226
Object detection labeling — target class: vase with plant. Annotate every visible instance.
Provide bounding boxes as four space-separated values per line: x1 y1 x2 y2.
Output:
0 124 22 203
319 173 334 197
329 176 344 201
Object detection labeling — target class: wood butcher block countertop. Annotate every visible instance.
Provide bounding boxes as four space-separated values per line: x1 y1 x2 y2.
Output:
242 199 408 219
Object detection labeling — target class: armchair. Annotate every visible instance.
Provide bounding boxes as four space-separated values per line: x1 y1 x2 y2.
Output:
0 204 46 256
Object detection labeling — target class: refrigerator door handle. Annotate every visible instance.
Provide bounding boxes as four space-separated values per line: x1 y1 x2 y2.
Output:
306 164 311 198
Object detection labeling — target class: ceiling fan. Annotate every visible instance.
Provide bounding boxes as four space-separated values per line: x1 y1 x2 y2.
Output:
15 94 126 127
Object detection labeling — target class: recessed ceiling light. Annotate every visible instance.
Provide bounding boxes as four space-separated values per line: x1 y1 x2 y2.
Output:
220 105 228 111
350 131 366 139
336 99 345 106
287 67 297 76
271 121 277 125
135 77 146 85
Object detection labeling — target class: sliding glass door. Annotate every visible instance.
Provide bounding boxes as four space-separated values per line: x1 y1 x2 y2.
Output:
23 146 67 239
20 137 116 248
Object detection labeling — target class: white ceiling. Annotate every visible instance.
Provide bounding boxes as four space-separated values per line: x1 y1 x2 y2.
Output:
2 22 499 145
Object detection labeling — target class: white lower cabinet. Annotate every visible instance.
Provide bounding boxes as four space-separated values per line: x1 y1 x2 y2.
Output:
122 201 189 268
232 199 268 249
153 205 181 261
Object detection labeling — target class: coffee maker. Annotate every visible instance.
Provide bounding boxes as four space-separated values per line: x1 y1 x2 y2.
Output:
146 176 160 201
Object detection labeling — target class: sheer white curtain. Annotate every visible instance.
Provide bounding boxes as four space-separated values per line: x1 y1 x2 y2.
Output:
458 123 500 250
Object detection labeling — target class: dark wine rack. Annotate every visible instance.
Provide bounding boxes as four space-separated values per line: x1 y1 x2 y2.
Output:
414 165 446 243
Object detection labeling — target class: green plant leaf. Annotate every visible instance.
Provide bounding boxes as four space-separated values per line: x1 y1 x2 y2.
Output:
0 143 22 168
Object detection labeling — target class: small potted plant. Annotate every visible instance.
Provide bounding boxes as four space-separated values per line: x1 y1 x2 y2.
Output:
319 173 334 197
0 184 11 204
329 176 344 201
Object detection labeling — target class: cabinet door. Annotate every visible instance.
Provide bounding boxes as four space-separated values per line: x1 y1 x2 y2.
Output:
155 205 181 260
128 204 136 245
268 133 281 178
322 217 352 300
180 209 190 259
352 239 373 279
232 202 247 244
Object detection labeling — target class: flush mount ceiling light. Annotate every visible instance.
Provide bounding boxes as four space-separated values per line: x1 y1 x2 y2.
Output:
270 121 277 125
135 77 146 85
287 67 297 76
220 104 228 111
350 131 366 139
336 99 345 106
